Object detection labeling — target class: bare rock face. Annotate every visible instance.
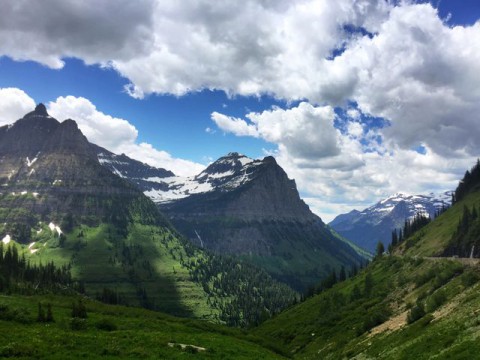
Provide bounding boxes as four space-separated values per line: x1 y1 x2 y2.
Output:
127 152 365 290
0 105 159 225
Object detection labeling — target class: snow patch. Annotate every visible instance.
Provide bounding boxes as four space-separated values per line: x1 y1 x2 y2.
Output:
52 179 62 185
28 242 36 249
2 234 11 244
30 249 39 254
48 222 62 236
207 170 234 179
26 156 38 167
238 156 254 167
20 191 27 195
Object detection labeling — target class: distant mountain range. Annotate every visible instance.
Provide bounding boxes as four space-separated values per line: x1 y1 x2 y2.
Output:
329 192 452 253
99 150 365 290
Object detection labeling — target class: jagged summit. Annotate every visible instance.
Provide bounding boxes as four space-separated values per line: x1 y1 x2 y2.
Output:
24 103 50 118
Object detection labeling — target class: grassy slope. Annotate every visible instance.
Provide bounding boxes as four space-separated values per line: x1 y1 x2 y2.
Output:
397 190 480 257
0 293 285 359
254 256 480 359
12 222 214 320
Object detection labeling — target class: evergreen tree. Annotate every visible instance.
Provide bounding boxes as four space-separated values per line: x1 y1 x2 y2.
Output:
364 272 373 297
46 303 54 322
37 303 45 322
339 266 347 282
376 241 385 257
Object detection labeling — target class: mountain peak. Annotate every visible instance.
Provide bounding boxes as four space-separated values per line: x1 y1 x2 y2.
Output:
34 103 49 116
24 103 50 118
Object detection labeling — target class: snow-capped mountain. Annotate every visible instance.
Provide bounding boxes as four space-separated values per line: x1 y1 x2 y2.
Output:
99 151 365 290
329 192 452 253
143 153 264 204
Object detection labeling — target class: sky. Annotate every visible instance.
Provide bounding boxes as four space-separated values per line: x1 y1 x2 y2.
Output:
0 0 479 222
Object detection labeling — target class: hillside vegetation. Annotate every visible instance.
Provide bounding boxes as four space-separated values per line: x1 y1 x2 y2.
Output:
254 173 480 358
0 293 286 359
255 255 480 359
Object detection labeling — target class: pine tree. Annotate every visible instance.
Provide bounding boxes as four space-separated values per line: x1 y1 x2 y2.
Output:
46 303 54 322
37 303 45 322
339 266 346 282
376 241 385 257
364 272 373 297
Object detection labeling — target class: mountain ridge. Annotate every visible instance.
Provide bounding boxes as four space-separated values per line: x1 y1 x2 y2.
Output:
330 191 452 253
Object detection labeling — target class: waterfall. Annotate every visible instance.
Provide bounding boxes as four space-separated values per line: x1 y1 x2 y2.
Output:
470 245 475 258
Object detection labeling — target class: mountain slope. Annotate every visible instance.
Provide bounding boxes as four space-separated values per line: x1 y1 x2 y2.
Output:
0 105 296 324
330 192 451 253
0 293 287 359
253 163 480 359
119 152 365 291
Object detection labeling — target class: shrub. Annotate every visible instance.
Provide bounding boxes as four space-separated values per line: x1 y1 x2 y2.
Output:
407 302 426 324
70 317 87 330
425 291 447 313
95 318 117 331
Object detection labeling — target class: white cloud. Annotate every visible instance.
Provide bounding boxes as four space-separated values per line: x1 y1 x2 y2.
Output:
47 96 204 176
318 4 480 157
213 102 343 160
0 88 36 125
213 101 473 222
2 1 479 158
211 112 258 137
2 1 480 220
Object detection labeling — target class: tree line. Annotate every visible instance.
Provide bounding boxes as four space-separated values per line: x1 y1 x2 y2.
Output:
0 243 76 294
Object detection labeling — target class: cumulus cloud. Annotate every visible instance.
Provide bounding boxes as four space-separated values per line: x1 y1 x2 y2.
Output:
213 102 343 160
1 1 479 158
2 1 480 219
47 96 204 176
319 4 480 158
0 88 36 125
0 0 154 68
212 101 473 222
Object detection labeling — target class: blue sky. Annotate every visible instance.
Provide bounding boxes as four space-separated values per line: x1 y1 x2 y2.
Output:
0 0 479 221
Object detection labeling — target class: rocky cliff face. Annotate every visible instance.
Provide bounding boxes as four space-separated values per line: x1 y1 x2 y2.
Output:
0 104 159 226
330 192 451 253
108 152 364 290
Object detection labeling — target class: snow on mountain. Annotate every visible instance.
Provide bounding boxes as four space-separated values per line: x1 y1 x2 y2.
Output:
142 152 263 204
329 191 452 253
359 192 451 223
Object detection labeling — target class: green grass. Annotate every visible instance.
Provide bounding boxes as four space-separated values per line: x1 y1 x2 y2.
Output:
253 256 480 359
398 190 480 257
0 293 286 359
23 222 214 319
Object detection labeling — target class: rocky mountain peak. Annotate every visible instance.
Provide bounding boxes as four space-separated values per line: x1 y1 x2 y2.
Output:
24 103 50 118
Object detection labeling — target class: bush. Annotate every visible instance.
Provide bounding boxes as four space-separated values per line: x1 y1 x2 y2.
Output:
95 318 117 331
425 291 447 313
70 317 87 330
461 271 480 287
407 302 426 324
0 304 32 324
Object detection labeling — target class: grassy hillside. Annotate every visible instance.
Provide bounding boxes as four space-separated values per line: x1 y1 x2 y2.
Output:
254 255 480 359
1 220 296 326
396 190 480 257
0 293 286 359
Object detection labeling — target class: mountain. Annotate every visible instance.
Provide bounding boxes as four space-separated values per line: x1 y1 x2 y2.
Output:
329 192 452 253
0 105 296 324
252 165 480 358
104 151 365 291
